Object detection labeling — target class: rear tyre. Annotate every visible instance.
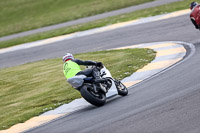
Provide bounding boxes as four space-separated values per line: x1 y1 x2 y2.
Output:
80 85 106 107
115 80 128 96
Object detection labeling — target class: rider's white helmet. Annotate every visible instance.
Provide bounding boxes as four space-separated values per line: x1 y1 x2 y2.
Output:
62 53 74 62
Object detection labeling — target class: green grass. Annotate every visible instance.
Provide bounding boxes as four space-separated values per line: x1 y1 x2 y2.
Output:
0 0 154 37
0 48 156 130
0 0 193 49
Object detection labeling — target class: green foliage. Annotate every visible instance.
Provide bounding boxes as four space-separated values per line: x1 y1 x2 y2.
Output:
0 0 154 37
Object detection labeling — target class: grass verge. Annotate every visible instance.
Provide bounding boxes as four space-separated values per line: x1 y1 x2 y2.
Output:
0 48 156 130
0 0 154 37
0 0 192 49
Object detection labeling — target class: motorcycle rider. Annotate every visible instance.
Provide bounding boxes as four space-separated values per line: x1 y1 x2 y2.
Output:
190 1 200 29
63 53 107 83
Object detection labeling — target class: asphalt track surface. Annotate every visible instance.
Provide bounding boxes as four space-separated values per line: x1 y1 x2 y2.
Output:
0 0 182 42
1 8 200 133
13 13 200 133
0 13 199 69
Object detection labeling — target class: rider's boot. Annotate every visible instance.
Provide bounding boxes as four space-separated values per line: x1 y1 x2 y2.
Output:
92 67 108 83
92 67 108 93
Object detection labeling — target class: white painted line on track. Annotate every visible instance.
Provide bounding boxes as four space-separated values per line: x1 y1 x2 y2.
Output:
1 41 194 133
0 8 194 133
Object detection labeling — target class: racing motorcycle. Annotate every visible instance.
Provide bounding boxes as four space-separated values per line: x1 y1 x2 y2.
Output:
190 3 200 30
67 65 128 106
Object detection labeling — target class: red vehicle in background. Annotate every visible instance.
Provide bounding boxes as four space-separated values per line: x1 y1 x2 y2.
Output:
190 2 200 30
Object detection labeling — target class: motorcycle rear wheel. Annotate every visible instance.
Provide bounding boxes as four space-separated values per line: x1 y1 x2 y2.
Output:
80 85 106 107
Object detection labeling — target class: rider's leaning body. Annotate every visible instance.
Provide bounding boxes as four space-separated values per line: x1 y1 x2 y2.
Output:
63 58 96 79
62 53 105 83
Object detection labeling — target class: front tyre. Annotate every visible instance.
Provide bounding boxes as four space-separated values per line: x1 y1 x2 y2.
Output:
80 85 106 107
115 80 128 96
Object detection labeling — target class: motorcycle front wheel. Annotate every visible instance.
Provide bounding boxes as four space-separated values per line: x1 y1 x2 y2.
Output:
80 84 106 107
115 80 128 96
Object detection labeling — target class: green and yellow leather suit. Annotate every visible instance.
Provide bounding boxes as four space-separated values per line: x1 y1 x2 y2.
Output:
63 59 97 79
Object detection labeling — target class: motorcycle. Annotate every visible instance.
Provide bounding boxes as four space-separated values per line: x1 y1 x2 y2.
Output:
190 4 200 30
67 65 128 107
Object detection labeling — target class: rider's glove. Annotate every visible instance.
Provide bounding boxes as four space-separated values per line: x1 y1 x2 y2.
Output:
96 62 103 67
